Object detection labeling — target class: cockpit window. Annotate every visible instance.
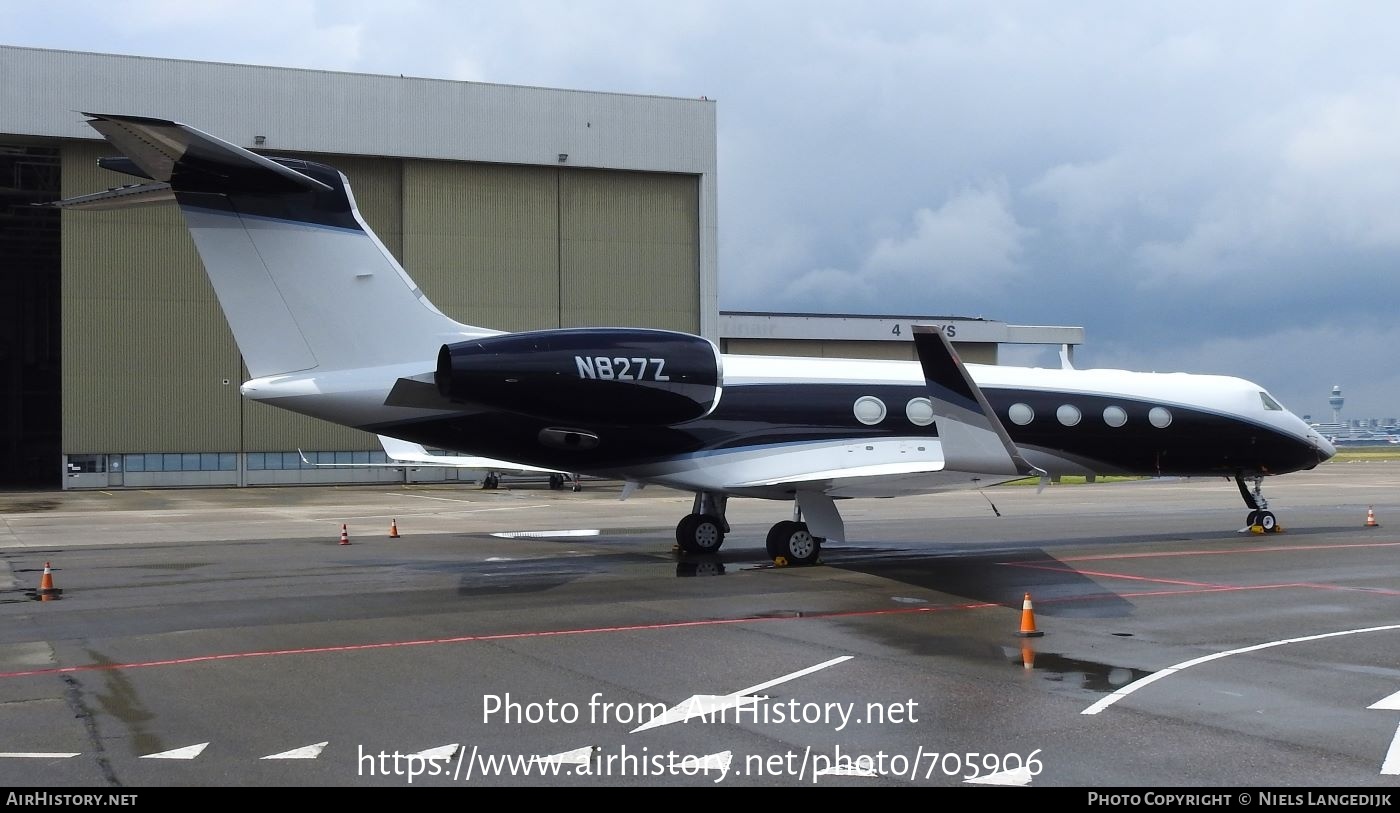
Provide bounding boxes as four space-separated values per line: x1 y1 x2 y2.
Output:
1259 392 1283 411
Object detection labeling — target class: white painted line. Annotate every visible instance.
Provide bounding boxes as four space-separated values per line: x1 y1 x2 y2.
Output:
1083 623 1400 715
532 745 597 766
0 752 81 758
140 742 208 759
1370 689 1400 711
965 765 1034 786
410 744 459 760
491 529 601 538
260 742 328 760
631 655 852 733
735 655 854 696
1382 723 1400 776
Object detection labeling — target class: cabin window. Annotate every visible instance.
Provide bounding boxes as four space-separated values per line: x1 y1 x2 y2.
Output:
1103 405 1128 427
1008 403 1034 425
1056 404 1082 426
853 396 887 425
905 397 935 426
1149 406 1173 428
1259 392 1283 411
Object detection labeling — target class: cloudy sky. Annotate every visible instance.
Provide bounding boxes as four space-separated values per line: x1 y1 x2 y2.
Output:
9 1 1400 420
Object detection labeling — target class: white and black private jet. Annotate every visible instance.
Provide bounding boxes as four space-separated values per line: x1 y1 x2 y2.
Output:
54 113 1336 564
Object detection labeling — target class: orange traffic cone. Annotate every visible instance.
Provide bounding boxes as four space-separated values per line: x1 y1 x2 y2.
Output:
1366 507 1379 527
339 523 351 545
389 518 400 539
39 561 58 595
1016 592 1044 638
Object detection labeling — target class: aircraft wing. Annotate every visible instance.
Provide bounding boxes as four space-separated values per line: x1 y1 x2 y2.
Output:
724 324 1043 493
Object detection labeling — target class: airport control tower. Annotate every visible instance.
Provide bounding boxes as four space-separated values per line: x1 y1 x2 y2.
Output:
1329 385 1344 424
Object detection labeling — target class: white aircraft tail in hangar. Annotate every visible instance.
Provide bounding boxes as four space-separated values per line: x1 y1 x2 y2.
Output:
53 113 1336 564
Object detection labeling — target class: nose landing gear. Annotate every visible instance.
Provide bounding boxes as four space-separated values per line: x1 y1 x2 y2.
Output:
1236 474 1282 534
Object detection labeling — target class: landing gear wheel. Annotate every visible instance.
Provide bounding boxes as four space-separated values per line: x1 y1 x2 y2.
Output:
548 474 565 490
766 521 797 559
676 514 725 554
481 474 500 490
766 520 821 566
1257 511 1277 533
1246 510 1260 528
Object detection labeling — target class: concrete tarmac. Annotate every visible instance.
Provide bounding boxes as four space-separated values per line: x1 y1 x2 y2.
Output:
1 462 1398 787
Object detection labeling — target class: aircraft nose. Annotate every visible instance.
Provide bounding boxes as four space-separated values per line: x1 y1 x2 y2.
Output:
1313 432 1336 463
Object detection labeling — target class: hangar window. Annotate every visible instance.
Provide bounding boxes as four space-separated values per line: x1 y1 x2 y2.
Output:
1102 406 1128 427
854 396 888 425
1008 403 1034 425
1056 404 1082 426
905 397 935 426
1149 407 1173 428
65 454 105 474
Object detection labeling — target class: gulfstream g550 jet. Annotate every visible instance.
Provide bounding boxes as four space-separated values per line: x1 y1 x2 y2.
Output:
55 113 1335 564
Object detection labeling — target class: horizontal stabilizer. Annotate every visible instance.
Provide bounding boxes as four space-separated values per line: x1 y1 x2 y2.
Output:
81 112 331 194
912 325 1043 478
42 182 174 211
377 436 563 474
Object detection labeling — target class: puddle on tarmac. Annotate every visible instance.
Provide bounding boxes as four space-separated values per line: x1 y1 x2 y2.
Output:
1004 646 1149 691
675 560 727 577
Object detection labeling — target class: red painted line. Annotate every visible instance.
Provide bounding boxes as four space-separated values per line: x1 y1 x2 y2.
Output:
1001 560 1233 589
0 604 1009 680
0 579 1366 681
1002 561 1400 597
1054 540 1400 563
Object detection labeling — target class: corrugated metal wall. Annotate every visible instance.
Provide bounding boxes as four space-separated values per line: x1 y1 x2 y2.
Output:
61 142 242 452
61 143 701 457
403 161 561 332
561 170 699 332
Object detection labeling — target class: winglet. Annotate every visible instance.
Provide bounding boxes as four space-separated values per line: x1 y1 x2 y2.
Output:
912 325 1045 479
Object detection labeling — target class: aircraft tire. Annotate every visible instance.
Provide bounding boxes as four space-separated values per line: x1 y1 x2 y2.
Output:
768 521 820 565
676 514 725 554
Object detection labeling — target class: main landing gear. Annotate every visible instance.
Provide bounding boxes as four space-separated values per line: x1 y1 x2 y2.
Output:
548 473 582 491
765 505 823 566
1236 474 1281 533
672 492 826 566
675 492 729 555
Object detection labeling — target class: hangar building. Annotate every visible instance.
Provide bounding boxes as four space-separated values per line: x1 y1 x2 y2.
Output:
0 45 716 489
0 46 1082 491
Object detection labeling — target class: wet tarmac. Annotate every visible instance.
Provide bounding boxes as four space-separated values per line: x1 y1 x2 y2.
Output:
0 463 1397 786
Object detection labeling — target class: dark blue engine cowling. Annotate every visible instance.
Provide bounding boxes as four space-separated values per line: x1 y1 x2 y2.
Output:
435 328 722 426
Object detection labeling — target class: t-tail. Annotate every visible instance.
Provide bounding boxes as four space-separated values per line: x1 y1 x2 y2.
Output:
50 113 492 378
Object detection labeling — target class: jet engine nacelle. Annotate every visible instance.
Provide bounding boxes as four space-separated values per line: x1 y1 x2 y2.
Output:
436 328 723 426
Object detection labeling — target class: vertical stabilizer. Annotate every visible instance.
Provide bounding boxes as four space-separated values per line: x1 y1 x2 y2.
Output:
72 113 492 377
